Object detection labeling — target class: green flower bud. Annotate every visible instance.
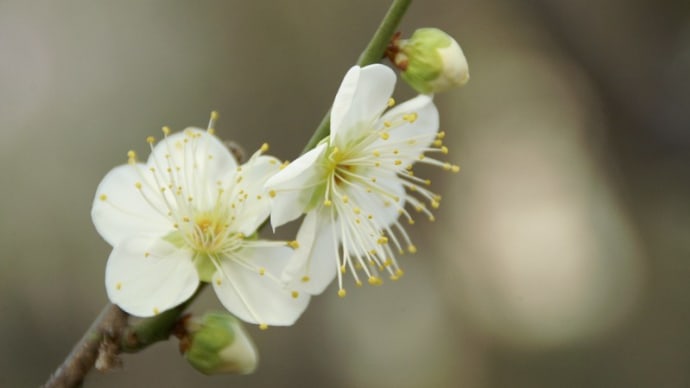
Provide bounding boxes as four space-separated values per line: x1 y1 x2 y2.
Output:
181 312 258 375
390 28 469 94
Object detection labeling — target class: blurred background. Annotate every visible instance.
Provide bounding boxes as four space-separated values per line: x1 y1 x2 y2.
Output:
1 0 689 387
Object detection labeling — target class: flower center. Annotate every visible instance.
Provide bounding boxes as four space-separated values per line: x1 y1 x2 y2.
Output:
194 213 226 239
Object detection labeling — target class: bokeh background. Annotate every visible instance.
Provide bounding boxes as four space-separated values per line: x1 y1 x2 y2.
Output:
1 0 689 387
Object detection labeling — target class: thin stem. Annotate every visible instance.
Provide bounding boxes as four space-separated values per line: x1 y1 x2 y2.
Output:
44 286 206 387
120 285 206 353
301 0 413 153
44 304 128 388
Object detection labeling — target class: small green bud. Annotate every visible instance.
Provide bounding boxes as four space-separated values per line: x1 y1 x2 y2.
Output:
181 312 258 375
389 28 469 94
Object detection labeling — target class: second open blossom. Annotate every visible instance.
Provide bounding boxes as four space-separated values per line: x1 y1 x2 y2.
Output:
265 64 459 297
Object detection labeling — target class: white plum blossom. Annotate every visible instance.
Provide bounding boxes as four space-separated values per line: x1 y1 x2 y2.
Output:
92 119 309 328
265 64 459 297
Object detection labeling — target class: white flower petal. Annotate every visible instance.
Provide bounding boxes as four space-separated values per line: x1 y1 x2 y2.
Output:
148 128 238 206
265 143 328 228
377 94 439 164
105 236 199 317
346 172 405 227
331 64 396 147
223 154 282 235
212 247 310 326
282 210 338 295
92 164 172 247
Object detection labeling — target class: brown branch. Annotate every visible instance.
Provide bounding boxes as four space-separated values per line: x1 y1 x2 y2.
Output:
44 303 128 388
44 285 206 387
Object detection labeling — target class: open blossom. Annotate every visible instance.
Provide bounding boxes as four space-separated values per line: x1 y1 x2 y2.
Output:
265 64 459 297
92 120 309 328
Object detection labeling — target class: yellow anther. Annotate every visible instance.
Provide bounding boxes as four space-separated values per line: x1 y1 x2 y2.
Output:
287 240 300 249
356 280 363 287
390 274 400 281
431 200 440 209
144 251 150 258
396 269 405 277
418 154 426 161
367 214 373 220
434 140 443 147
146 136 156 144
437 131 446 139
428 215 436 222
269 190 276 198
394 160 402 166
341 195 349 204
368 276 383 286
324 199 332 207
291 291 299 299
256 195 262 200
371 177 377 183
259 323 269 331
443 163 452 171
210 110 219 121
301 275 310 283
99 194 108 201
182 216 190 222
153 308 160 315
340 265 346 274
135 182 142 189
408 219 416 225
258 267 266 276
215 278 222 285
380 132 390 140
451 165 461 173
402 112 418 123
377 236 389 244
207 128 215 135
115 282 122 290
280 160 290 170
338 289 347 298
441 146 449 154
384 121 392 128
387 97 395 107
353 207 361 214
383 259 393 267
260 143 269 153
408 245 417 254
393 149 399 155
375 162 381 167
162 126 171 135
